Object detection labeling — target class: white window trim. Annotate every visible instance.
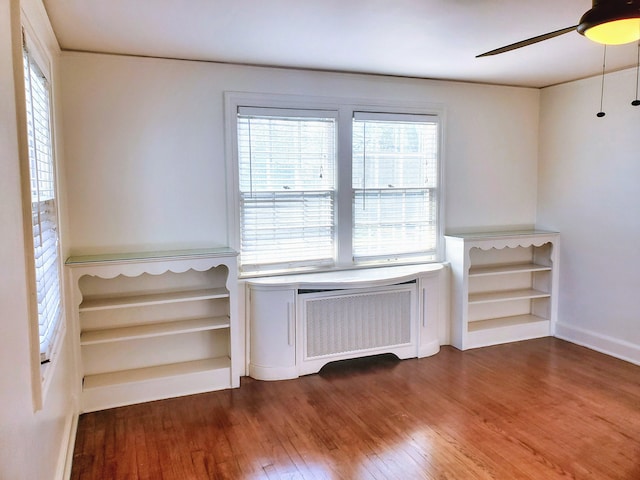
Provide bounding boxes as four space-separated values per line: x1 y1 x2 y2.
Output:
18 14 65 411
224 91 446 277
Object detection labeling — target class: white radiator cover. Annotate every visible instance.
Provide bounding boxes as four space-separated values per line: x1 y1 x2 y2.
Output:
303 287 413 359
247 264 448 381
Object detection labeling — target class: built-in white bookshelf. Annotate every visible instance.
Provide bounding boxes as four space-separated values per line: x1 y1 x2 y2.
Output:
66 248 239 412
445 230 559 350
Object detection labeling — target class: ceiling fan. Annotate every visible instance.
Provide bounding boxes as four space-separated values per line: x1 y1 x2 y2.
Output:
477 0 640 57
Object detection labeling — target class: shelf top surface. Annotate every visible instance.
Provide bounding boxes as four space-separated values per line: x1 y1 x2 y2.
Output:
247 263 444 288
66 247 238 265
469 262 552 276
445 229 559 241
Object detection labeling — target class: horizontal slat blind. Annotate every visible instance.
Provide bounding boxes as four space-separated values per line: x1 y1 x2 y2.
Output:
352 113 439 262
23 45 62 362
237 111 337 272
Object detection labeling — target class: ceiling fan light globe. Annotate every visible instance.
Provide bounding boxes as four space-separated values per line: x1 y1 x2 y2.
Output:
584 18 640 44
578 1 640 45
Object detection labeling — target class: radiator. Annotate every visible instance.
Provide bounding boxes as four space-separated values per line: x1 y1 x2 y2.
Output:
300 284 416 361
247 264 446 381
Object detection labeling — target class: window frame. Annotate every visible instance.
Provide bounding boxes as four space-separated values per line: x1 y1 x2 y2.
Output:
224 92 446 277
17 21 65 410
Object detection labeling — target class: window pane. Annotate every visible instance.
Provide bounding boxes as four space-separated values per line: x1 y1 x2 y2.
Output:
353 189 437 260
238 116 335 192
23 46 62 362
240 191 334 270
352 116 439 262
237 113 337 272
353 119 438 189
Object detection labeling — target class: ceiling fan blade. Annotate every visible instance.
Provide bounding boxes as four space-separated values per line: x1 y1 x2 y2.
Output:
476 25 578 57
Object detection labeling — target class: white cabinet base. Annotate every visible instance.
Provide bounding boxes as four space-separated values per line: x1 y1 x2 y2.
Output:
247 264 448 381
82 357 231 412
466 315 550 349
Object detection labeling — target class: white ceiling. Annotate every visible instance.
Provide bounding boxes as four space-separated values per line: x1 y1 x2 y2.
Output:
43 0 640 88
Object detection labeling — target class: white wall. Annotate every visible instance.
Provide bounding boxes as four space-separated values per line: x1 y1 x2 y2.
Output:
0 1 76 479
538 68 640 364
59 52 541 255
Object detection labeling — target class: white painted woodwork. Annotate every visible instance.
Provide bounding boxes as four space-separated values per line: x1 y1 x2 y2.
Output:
78 288 229 311
66 248 239 412
446 230 559 350
247 264 448 381
80 316 229 345
248 287 297 381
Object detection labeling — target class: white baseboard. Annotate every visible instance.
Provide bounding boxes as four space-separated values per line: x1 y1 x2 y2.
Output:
56 411 79 480
555 322 640 366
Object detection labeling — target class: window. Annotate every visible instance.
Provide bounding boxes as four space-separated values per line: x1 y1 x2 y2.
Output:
231 97 442 275
237 108 337 272
352 112 439 264
23 41 62 364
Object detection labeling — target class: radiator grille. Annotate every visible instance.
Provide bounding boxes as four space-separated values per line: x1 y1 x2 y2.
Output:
305 289 412 358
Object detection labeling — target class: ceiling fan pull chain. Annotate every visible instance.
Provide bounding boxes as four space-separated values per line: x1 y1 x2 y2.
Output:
597 45 607 118
632 41 640 106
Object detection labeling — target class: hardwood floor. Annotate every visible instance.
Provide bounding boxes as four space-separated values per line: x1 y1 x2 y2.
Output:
71 338 640 479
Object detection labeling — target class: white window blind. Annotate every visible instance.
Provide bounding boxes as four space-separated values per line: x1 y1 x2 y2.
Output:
23 45 62 363
237 108 337 273
352 112 439 263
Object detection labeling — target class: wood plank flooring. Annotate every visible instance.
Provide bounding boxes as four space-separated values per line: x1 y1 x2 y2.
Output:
71 338 640 479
